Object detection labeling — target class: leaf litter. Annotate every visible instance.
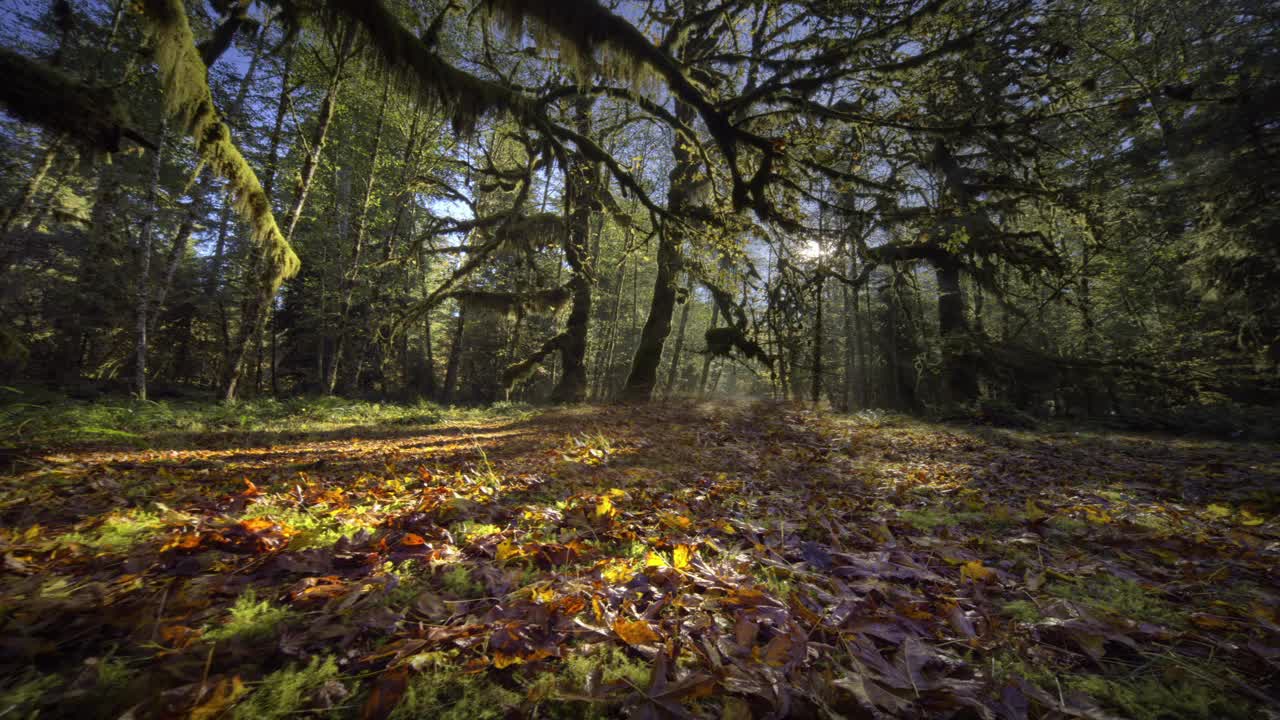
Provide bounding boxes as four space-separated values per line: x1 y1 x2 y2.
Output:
0 401 1276 718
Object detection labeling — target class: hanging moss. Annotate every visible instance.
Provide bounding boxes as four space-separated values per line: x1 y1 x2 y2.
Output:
138 0 299 290
0 48 135 153
494 211 565 253
320 0 539 135
481 0 657 89
705 326 769 364
450 285 572 318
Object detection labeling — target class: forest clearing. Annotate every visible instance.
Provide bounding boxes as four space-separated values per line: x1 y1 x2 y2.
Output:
0 400 1277 718
1 0 1277 716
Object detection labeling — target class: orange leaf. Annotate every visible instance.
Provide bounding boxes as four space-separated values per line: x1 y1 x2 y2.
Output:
493 651 524 669
401 533 426 547
162 533 203 552
190 676 247 720
242 479 261 497
239 518 276 533
613 618 660 646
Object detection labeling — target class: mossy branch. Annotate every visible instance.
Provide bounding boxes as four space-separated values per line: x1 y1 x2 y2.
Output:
502 332 567 389
0 47 144 153
139 0 299 290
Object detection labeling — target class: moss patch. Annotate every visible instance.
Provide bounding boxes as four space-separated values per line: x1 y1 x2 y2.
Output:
232 656 342 720
205 590 296 644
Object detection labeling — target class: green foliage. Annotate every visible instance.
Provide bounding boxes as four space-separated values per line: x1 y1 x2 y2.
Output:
232 656 341 720
204 590 296 644
0 394 446 446
1066 669 1250 720
387 669 520 720
0 672 63 719
1000 600 1041 624
440 566 482 598
1046 576 1184 627
59 510 164 552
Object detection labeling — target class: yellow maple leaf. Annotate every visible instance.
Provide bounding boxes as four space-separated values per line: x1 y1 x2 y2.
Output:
496 540 524 562
673 544 693 571
1205 503 1232 519
613 618 660 645
645 551 669 568
596 495 618 519
961 560 997 583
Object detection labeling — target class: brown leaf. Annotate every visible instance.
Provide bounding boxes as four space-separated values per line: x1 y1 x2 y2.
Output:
360 667 409 720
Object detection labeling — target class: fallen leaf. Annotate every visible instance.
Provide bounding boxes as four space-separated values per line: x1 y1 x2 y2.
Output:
614 618 660 646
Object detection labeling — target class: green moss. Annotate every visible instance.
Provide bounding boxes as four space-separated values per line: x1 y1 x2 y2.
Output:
988 651 1057 688
753 567 793 598
233 656 341 720
1046 576 1184 626
524 645 651 719
388 670 520 720
1001 600 1042 623
1066 670 1249 720
899 508 953 530
60 509 165 552
440 566 482 598
384 561 430 607
205 590 296 644
899 507 995 532
450 521 502 543
242 501 372 550
1047 516 1087 534
563 645 649 688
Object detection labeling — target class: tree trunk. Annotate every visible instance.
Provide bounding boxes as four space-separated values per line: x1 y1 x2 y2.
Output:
811 272 824 406
441 306 466 404
551 96 598 404
621 96 698 401
935 259 978 404
326 74 391 394
224 27 352 402
664 274 693 397
135 119 169 400
697 303 720 398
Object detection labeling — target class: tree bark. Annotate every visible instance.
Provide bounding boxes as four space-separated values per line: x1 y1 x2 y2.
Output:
441 305 466 404
621 97 698 401
935 259 978 404
664 274 693 397
551 96 598 403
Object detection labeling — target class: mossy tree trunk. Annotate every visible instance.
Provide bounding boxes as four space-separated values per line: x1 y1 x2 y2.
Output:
621 95 698 402
551 97 600 403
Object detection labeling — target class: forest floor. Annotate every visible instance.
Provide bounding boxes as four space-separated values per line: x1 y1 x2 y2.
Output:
0 400 1277 719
